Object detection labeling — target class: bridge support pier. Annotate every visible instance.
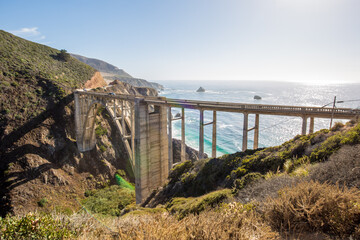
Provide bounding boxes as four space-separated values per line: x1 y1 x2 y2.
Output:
309 117 314 134
199 109 204 159
242 113 248 151
212 111 217 158
253 114 259 149
135 99 169 204
168 107 173 171
181 108 186 162
301 116 308 135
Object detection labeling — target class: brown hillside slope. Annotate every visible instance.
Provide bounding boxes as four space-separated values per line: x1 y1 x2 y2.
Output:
0 30 143 216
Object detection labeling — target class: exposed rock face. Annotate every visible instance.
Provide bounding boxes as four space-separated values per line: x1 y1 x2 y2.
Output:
254 95 262 100
84 72 107 89
71 53 164 91
70 54 132 78
108 80 158 97
172 139 208 163
196 87 205 92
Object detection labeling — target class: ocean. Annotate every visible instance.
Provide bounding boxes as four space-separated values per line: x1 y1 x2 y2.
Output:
156 80 360 157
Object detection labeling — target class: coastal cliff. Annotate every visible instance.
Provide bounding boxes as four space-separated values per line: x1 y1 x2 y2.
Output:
71 53 164 91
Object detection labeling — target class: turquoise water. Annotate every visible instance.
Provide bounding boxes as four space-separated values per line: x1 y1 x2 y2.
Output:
156 80 360 156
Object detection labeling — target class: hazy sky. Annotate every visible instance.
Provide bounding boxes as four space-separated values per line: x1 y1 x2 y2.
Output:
1 0 359 84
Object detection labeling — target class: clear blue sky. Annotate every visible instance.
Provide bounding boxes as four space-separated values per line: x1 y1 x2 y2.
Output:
1 0 359 84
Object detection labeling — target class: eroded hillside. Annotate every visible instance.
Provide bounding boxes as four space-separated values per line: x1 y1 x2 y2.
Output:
0 30 155 216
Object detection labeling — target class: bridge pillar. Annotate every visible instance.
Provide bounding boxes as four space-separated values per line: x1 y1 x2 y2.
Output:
199 109 204 159
301 116 308 135
168 107 173 170
212 111 217 158
309 117 314 134
242 113 248 151
253 114 259 149
181 108 186 162
134 99 169 204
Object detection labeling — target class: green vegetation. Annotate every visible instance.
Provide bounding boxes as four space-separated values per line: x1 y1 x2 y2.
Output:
166 189 233 219
0 30 96 127
98 143 107 152
57 49 71 62
2 181 360 239
37 198 48 207
0 213 76 239
81 185 135 216
2 121 360 239
95 125 107 137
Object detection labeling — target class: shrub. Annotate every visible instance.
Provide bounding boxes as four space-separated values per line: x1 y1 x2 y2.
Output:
309 133 343 162
37 198 48 207
265 181 360 238
168 160 193 183
81 185 135 216
166 189 232 219
0 213 76 239
330 122 344 131
116 205 278 240
95 125 107 137
233 172 264 190
57 49 71 62
98 144 107 152
309 145 360 188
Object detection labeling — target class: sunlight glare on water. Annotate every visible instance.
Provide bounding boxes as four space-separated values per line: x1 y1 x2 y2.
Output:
159 80 360 156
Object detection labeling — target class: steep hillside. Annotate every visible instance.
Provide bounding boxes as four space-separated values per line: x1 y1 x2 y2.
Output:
1 121 359 239
70 53 132 78
71 53 164 90
145 121 360 207
0 30 124 216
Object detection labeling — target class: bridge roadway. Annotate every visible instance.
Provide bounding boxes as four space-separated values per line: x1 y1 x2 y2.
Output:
77 91 360 119
77 91 360 159
75 91 360 203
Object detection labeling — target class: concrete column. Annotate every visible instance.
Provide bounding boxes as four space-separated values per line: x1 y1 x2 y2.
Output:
199 109 204 159
159 104 169 185
181 108 186 162
168 107 173 171
113 99 116 118
254 114 259 149
131 102 135 162
145 104 151 190
309 117 314 134
121 100 125 136
212 111 217 158
302 116 307 135
134 98 146 203
242 113 248 151
74 92 82 150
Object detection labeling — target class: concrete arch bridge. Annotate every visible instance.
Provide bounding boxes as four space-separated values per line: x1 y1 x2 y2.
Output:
74 90 360 203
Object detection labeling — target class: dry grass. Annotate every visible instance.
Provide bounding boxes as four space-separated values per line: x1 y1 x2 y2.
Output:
264 181 360 238
68 203 279 239
4 181 360 239
115 206 278 240
309 145 360 188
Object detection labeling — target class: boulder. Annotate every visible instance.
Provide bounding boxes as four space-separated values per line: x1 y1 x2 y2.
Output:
196 87 205 92
254 95 262 100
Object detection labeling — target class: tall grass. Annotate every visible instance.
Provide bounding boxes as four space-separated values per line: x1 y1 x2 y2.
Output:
3 181 359 239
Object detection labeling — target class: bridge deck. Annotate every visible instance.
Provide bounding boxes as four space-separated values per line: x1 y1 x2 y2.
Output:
76 91 360 119
75 90 360 203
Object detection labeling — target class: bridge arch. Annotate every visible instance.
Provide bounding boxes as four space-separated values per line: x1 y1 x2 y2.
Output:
75 90 359 204
74 91 169 203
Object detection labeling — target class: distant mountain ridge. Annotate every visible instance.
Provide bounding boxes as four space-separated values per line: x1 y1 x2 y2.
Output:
70 54 163 90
